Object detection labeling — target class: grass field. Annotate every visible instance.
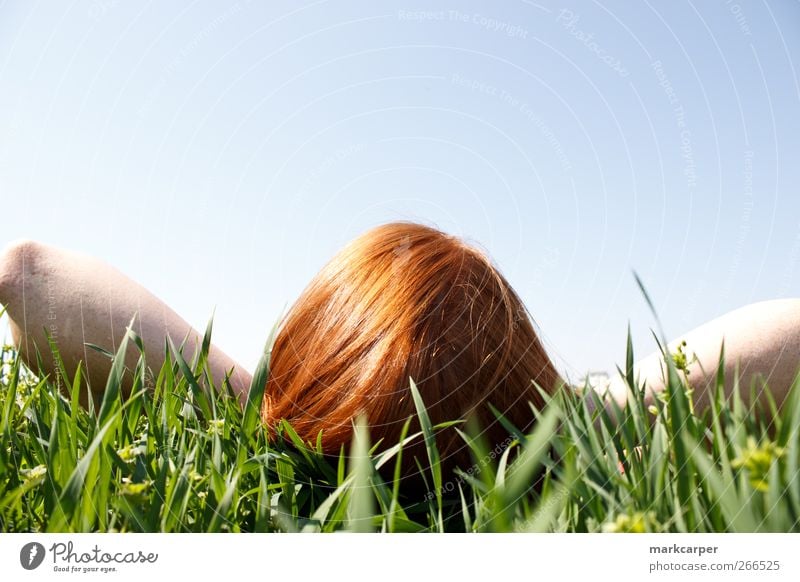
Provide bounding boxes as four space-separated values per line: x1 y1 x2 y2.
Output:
1 311 799 533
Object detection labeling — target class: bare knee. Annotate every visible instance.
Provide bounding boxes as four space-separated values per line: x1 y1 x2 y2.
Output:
0 238 42 309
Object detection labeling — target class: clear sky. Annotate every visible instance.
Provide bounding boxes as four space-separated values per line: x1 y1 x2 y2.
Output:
1 0 799 383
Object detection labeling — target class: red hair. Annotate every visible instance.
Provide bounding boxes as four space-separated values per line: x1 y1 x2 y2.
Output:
262 222 562 476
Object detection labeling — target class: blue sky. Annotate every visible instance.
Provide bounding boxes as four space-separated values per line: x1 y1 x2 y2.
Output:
1 0 799 382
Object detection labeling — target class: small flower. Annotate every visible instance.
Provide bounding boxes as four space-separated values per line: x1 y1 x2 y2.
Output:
119 479 152 503
602 511 657 533
671 340 690 373
207 419 225 436
116 444 145 463
731 437 785 492
21 464 47 483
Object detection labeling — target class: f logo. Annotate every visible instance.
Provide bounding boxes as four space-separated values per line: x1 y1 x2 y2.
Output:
20 542 46 570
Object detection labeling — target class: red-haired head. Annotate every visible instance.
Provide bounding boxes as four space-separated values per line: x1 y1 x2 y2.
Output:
262 222 563 478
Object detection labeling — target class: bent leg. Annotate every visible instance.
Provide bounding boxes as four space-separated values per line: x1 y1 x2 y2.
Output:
0 239 252 405
600 299 800 413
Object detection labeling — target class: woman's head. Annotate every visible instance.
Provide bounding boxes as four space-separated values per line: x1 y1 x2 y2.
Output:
262 222 562 477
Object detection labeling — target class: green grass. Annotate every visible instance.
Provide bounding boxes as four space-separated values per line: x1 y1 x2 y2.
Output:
1 317 799 533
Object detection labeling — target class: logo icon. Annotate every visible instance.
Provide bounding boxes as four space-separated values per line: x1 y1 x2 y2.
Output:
20 542 46 570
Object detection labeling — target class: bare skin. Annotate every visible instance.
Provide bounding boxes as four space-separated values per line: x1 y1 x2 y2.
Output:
0 239 798 413
0 239 252 405
599 299 800 411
